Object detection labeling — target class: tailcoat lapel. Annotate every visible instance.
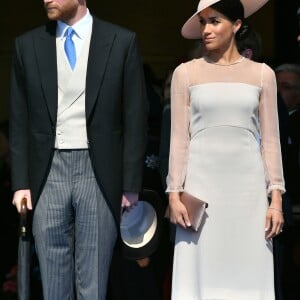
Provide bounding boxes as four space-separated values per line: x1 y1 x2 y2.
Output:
33 19 115 125
34 22 58 125
86 18 115 122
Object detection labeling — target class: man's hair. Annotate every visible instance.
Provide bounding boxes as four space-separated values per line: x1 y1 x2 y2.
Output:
275 64 300 75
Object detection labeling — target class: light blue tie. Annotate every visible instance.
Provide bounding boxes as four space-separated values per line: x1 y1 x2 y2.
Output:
64 27 76 70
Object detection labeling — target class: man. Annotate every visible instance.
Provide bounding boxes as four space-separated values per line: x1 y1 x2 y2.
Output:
297 7 300 47
275 64 300 206
9 0 148 299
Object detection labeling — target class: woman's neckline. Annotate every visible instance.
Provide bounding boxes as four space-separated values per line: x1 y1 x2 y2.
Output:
203 55 245 66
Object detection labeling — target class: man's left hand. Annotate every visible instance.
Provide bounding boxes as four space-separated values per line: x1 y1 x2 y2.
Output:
121 192 139 209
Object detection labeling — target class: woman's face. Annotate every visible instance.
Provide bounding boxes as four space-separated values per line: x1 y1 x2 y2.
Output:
198 7 241 52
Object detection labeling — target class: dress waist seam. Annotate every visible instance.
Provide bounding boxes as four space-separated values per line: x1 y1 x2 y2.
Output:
190 124 257 139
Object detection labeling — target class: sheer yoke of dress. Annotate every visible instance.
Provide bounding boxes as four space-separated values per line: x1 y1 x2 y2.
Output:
167 57 284 195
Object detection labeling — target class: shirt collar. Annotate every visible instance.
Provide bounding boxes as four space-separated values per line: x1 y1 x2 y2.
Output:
56 9 93 40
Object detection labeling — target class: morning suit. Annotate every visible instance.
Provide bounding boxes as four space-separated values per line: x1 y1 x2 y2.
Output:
10 15 147 299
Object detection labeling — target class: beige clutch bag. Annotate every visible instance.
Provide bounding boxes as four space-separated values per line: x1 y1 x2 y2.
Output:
181 192 208 231
165 192 208 232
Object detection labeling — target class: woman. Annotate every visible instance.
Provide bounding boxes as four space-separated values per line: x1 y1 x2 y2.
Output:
166 0 285 299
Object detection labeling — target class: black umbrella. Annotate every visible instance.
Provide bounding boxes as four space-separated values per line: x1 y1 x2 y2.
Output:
17 197 30 300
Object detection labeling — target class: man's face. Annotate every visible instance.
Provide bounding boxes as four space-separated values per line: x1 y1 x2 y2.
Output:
43 0 80 23
276 71 300 111
298 15 300 47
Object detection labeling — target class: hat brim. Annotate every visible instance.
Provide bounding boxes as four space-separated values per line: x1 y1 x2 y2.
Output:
181 0 269 39
121 189 165 260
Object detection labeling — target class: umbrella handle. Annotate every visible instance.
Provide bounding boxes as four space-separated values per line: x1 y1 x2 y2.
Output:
20 198 28 238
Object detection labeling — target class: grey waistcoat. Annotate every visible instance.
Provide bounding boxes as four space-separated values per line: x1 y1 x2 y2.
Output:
55 29 92 149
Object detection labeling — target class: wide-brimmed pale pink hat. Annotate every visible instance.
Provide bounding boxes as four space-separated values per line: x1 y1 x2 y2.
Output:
182 0 269 39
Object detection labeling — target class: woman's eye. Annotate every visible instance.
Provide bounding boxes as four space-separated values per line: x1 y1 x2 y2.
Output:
199 19 205 25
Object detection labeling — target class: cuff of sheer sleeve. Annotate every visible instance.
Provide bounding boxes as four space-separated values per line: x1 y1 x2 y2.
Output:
267 184 286 195
166 187 184 193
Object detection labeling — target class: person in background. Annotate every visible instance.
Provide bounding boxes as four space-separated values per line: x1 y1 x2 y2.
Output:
275 64 300 206
9 0 148 298
186 39 206 60
0 121 18 293
159 69 173 191
167 0 285 299
107 64 171 300
237 24 262 61
237 25 293 300
297 7 300 47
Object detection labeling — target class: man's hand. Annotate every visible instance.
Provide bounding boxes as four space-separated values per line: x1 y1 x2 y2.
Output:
121 192 139 210
12 189 32 213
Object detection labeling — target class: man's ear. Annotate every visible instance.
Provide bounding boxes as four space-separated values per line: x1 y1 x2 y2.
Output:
241 48 253 60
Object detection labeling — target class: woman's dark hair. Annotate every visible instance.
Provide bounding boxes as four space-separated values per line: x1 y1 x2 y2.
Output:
211 0 251 41
236 28 262 61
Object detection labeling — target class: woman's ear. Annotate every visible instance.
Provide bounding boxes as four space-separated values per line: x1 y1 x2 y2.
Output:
233 19 242 34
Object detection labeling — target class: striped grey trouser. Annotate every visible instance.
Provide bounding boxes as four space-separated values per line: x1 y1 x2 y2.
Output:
32 150 117 300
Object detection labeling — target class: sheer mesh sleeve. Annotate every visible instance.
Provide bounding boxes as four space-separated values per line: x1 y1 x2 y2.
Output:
259 64 285 194
166 64 190 192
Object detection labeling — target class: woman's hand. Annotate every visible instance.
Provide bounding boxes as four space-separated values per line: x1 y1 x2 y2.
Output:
168 192 191 229
265 190 284 240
